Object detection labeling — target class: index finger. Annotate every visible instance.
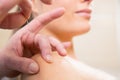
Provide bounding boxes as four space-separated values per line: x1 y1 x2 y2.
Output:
23 8 65 33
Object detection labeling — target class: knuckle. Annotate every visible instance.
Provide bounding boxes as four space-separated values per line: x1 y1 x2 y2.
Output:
41 44 51 53
35 34 44 41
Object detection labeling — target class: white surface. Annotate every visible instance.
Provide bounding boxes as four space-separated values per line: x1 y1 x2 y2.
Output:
74 0 120 79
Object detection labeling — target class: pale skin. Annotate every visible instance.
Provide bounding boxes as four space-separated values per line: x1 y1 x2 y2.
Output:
0 0 70 78
21 0 116 80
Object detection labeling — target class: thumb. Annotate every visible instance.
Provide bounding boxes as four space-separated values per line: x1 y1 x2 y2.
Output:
5 56 39 74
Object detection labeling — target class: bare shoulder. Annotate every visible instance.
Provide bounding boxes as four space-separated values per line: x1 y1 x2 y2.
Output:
21 53 116 80
21 53 83 80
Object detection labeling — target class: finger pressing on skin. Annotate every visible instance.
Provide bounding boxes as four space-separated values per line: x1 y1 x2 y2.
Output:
4 55 39 74
22 7 65 34
50 41 71 54
34 34 53 62
48 37 67 56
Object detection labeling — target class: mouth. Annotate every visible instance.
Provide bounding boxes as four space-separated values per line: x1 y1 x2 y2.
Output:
75 8 92 18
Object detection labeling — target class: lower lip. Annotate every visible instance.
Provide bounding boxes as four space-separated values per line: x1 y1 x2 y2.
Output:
75 12 91 18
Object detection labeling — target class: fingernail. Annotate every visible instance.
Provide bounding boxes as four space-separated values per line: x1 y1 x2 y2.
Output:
46 55 53 62
29 62 39 74
61 49 67 56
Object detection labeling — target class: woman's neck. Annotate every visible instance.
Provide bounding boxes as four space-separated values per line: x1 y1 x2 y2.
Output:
66 43 76 58
39 29 76 57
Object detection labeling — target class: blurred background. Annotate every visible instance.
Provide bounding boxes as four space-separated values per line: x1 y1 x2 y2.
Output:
0 0 120 80
74 0 120 79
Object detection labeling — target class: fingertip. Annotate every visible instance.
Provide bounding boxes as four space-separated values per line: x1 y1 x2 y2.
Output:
46 55 53 62
56 7 65 12
28 62 39 74
59 49 67 56
18 58 39 74
53 7 65 17
42 54 53 63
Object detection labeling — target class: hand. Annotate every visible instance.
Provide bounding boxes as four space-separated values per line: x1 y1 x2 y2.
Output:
0 0 33 29
0 8 70 78
0 0 52 29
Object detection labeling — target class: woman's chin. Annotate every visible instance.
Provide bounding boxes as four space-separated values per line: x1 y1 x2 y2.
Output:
73 25 91 36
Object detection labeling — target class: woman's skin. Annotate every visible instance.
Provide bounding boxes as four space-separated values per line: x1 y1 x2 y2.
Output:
21 0 116 80
0 0 70 78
